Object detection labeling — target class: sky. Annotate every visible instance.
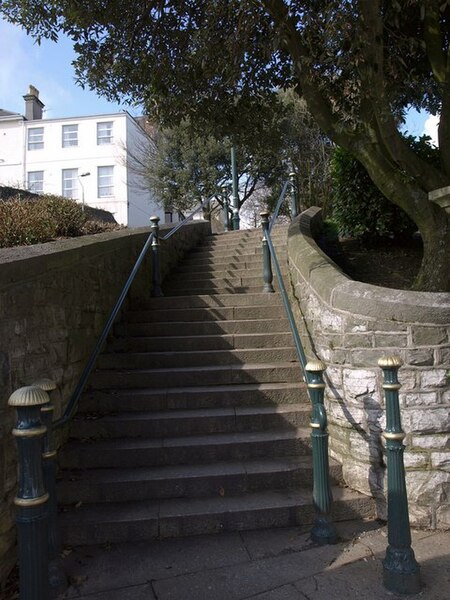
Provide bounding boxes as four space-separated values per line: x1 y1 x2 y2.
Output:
0 17 440 144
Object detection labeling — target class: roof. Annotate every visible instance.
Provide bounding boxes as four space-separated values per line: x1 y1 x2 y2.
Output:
0 108 23 120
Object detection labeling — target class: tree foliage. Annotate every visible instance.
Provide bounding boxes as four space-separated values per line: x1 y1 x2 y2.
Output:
2 0 450 290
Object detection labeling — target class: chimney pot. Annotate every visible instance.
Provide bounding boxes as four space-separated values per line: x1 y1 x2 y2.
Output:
23 85 44 120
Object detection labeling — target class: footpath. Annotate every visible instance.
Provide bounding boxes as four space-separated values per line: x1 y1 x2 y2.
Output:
57 519 450 600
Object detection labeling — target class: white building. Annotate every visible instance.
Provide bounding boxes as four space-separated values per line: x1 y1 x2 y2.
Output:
0 86 171 227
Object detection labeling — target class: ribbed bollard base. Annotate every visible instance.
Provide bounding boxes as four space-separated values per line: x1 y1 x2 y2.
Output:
311 516 337 545
383 546 421 595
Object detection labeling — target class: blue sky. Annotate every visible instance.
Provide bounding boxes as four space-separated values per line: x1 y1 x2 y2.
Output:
0 17 439 143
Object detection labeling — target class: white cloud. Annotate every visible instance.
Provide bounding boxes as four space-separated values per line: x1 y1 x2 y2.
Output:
423 114 439 147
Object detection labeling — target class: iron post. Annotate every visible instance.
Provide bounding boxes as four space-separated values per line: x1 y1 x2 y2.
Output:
34 378 68 597
260 211 274 293
230 146 240 230
9 385 50 600
305 360 337 545
223 195 230 232
150 215 163 297
379 356 420 595
289 172 299 217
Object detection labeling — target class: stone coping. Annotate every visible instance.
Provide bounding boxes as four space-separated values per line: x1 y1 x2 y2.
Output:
288 207 450 325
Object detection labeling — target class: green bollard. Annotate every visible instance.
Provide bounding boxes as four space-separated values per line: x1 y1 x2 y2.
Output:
9 385 50 600
305 360 337 545
289 172 299 218
150 215 163 297
34 378 68 597
379 356 421 595
223 196 231 232
260 211 274 293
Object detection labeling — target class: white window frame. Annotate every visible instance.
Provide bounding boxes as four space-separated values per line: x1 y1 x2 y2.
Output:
62 168 79 199
62 124 78 148
27 171 44 193
97 121 113 145
28 127 44 150
97 166 114 197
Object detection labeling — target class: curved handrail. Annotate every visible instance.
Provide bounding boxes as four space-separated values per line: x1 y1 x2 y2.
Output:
54 192 219 429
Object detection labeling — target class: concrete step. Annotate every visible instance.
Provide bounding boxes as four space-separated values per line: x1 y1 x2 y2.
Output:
60 487 375 545
61 429 312 469
124 304 287 323
70 404 309 440
115 318 290 337
89 363 302 390
111 332 296 353
79 382 308 413
99 347 298 370
58 456 344 504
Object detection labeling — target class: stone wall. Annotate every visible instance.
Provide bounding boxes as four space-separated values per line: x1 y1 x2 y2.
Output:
288 208 450 528
0 220 210 586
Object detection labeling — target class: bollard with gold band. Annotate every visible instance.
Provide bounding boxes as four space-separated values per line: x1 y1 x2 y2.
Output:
260 211 275 293
9 385 50 600
33 378 68 597
289 172 299 218
379 356 420 595
150 215 163 297
305 360 337 544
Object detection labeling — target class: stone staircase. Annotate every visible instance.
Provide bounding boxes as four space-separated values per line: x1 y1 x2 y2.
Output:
58 226 373 545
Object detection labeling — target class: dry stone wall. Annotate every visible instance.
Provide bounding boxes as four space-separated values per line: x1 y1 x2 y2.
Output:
288 208 450 528
0 220 210 586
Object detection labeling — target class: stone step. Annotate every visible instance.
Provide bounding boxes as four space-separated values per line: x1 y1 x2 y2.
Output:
58 456 344 504
115 318 290 337
179 254 286 270
70 404 309 440
169 266 287 281
99 347 297 370
60 429 312 469
163 274 274 290
163 285 277 296
140 292 284 309
79 382 308 413
124 304 287 323
111 332 296 353
89 362 302 390
60 487 374 545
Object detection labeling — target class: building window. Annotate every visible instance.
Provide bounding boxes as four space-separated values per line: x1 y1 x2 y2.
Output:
27 171 44 193
62 124 78 147
97 121 113 145
98 166 114 197
62 168 78 199
164 211 173 224
28 127 44 150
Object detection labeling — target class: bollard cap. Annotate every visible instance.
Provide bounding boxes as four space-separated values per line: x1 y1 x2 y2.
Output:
305 359 326 372
149 215 160 223
32 378 57 392
260 211 269 218
8 385 50 407
378 356 403 369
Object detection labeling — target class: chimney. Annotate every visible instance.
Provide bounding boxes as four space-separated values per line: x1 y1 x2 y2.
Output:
23 85 44 120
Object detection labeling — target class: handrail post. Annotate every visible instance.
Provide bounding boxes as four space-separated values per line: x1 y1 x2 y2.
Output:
230 146 240 230
223 196 231 232
379 356 420 595
260 211 275 293
150 216 163 297
34 379 68 597
305 361 337 545
8 385 50 600
289 172 299 218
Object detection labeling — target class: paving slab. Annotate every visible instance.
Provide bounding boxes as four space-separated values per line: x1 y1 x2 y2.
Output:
58 521 450 600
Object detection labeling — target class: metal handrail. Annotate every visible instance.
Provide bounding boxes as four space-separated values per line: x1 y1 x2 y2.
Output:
54 192 219 429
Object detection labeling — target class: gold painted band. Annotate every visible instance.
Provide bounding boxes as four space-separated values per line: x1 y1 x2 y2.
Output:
14 493 49 507
383 431 405 441
382 384 402 390
12 425 47 438
41 405 54 413
310 422 321 429
307 383 326 389
42 450 57 459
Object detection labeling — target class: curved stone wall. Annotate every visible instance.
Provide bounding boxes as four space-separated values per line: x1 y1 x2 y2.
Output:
288 207 450 528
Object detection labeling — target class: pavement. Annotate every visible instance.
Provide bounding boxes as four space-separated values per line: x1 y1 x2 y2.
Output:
57 520 450 600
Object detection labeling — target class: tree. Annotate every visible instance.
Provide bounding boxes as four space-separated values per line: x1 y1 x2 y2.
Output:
2 1 449 290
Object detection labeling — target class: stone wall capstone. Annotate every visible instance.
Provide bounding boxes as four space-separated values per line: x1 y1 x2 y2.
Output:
288 208 450 528
0 220 211 586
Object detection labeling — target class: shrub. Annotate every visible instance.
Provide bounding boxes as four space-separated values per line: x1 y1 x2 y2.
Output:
330 136 438 241
41 195 87 237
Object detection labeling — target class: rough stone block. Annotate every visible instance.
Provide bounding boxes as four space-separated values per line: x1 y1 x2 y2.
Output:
412 326 447 347
431 452 450 470
403 451 429 469
407 348 434 366
420 369 448 389
403 407 450 434
343 334 373 349
342 369 377 398
435 346 450 366
374 333 407 348
403 392 438 407
411 434 450 450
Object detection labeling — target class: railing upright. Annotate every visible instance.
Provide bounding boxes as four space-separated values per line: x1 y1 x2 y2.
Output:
379 356 420 595
150 216 163 297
